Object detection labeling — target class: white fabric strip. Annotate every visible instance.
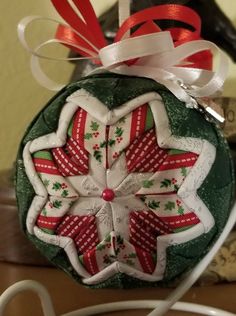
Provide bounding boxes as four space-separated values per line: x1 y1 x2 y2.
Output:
119 0 131 33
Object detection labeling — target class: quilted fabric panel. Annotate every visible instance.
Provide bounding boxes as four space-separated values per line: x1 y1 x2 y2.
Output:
16 74 235 288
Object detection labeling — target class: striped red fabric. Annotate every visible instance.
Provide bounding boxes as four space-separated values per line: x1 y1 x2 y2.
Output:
129 211 172 253
56 215 99 254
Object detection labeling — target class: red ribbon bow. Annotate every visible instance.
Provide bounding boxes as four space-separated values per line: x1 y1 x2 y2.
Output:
52 0 212 70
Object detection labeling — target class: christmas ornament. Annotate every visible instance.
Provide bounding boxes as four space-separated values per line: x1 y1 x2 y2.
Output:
16 1 234 289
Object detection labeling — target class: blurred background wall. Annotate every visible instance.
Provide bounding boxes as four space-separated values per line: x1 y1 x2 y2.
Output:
0 0 235 171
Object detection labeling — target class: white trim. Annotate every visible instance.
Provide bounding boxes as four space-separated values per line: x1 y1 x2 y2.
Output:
67 89 163 125
34 227 90 278
178 141 216 233
26 196 47 234
23 142 47 197
149 99 215 233
82 261 164 285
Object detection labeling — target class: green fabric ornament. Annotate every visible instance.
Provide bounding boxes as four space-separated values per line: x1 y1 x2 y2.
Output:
16 74 235 289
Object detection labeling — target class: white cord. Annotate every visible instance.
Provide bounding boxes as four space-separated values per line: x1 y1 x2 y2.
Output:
0 281 235 316
62 300 236 316
0 280 56 316
1 203 236 316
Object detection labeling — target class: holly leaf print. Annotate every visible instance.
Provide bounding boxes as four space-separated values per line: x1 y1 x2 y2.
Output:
164 201 175 211
108 139 116 147
53 200 62 209
114 247 120 256
61 190 69 198
160 179 172 188
94 150 102 163
100 141 107 148
174 184 179 192
84 133 93 140
105 235 111 243
96 244 106 251
90 121 99 131
177 206 185 215
52 182 62 191
42 208 47 216
148 200 160 210
115 127 124 138
142 180 154 188
116 235 124 245
181 167 188 177
69 201 75 207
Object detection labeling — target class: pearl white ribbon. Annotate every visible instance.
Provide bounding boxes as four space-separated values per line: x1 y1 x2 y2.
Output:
99 33 229 104
17 16 99 91
118 0 131 37
17 9 229 105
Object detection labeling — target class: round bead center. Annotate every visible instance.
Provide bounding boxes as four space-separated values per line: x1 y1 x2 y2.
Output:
102 188 115 202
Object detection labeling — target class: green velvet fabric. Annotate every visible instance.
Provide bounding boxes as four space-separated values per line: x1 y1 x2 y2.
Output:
16 73 235 289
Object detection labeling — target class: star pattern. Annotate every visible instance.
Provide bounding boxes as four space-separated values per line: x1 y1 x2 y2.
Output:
24 91 216 284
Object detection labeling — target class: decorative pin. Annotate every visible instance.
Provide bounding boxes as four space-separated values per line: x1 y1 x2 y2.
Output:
179 82 225 124
196 97 225 123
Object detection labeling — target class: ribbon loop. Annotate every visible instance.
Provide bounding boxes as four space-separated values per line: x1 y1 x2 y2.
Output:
99 32 174 68
18 1 229 112
17 15 98 91
115 4 201 42
51 0 106 50
100 30 229 103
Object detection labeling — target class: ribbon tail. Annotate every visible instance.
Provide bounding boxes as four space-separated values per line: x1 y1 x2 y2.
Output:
71 0 107 47
118 0 131 38
51 0 106 53
30 55 65 91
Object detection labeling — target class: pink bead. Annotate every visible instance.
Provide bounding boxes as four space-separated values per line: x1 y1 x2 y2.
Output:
102 188 115 202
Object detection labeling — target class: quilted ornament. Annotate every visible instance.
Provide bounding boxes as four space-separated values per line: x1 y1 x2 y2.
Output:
16 74 235 288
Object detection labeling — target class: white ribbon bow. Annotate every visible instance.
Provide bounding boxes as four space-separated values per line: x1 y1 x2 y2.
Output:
99 32 229 105
17 3 229 108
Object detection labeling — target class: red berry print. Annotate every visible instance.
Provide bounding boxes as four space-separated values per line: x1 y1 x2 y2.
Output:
61 183 67 189
93 132 99 138
176 199 181 207
93 144 99 150
49 202 53 209
117 137 123 144
172 178 177 184
113 152 119 159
